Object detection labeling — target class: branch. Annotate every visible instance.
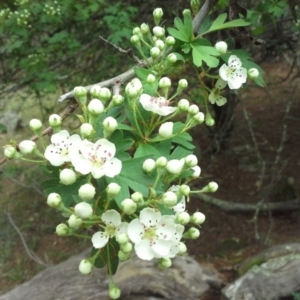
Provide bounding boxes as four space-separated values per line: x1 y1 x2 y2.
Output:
58 0 217 103
193 193 300 213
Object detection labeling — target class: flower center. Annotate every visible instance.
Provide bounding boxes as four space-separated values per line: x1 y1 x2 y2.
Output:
53 138 71 157
87 144 112 167
105 224 117 237
143 227 157 245
150 96 170 108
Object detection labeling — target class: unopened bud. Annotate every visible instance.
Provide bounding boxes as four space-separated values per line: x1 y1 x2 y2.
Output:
153 8 163 25
68 214 83 229
49 114 62 128
88 99 104 115
156 156 168 168
163 191 177 207
80 123 94 138
205 112 215 126
183 227 200 239
103 117 118 133
47 193 62 208
79 259 93 275
56 223 69 236
178 99 190 111
215 41 228 54
140 23 150 34
74 202 93 219
90 85 102 99
74 86 87 104
248 68 259 79
121 199 137 215
19 140 36 155
60 168 76 185
150 46 160 58
190 211 206 225
166 36 175 45
78 183 96 201
158 122 173 138
176 211 190 225
143 158 156 172
29 118 42 132
158 257 172 269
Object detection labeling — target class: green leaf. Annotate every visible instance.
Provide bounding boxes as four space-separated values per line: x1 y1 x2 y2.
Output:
134 143 161 158
167 14 193 42
169 145 193 160
190 38 220 67
201 13 250 35
106 157 154 207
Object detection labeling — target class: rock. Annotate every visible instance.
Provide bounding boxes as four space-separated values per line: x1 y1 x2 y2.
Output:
221 243 300 300
0 249 223 300
0 111 23 134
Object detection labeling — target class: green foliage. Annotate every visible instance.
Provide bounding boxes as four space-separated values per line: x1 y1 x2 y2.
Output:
0 0 137 94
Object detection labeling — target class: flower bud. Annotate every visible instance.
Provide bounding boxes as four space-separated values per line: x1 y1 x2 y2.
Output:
118 250 131 261
167 53 177 64
158 122 173 138
183 227 200 239
125 78 143 95
68 214 83 229
248 68 259 79
178 79 188 89
201 181 218 193
140 23 150 34
109 285 121 300
156 156 168 168
49 114 62 127
29 118 42 131
73 86 87 104
79 259 93 275
19 140 36 155
131 191 144 204
106 182 121 197
185 154 198 167
176 211 190 225
166 36 175 45
120 242 133 253
131 34 140 45
74 202 93 219
56 223 69 236
146 74 156 84
99 87 111 102
205 112 215 126
180 184 190 196
191 166 201 178
162 191 177 207
4 145 17 159
150 46 160 58
166 159 184 174
90 85 102 99
112 95 124 106
78 183 96 201
116 232 129 244
183 9 191 15
132 27 142 36
143 158 156 173
153 8 163 25
47 192 62 208
60 168 76 185
188 104 199 115
178 242 187 255
190 211 205 225
155 39 165 50
158 77 171 88
103 117 118 133
80 123 94 138
192 112 205 124
158 257 172 270
121 199 137 215
215 41 228 54
88 99 104 115
178 99 190 111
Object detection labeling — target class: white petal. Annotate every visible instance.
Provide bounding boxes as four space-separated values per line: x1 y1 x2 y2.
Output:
101 209 122 227
139 94 153 110
51 130 70 144
208 91 217 104
156 218 176 240
78 139 95 157
72 154 92 175
216 95 227 106
92 231 109 248
135 240 155 260
91 166 105 179
127 219 144 243
117 222 128 234
44 145 65 166
228 55 242 68
215 79 227 89
95 138 116 158
102 158 122 178
152 239 172 256
153 106 177 116
139 207 161 227
219 64 228 81
171 197 186 214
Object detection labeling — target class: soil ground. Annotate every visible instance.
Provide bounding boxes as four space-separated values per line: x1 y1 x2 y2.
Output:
0 60 299 298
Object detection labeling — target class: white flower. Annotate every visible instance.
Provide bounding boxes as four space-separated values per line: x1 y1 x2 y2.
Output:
209 79 227 106
71 138 122 179
139 94 176 116
92 210 128 249
127 207 177 260
219 55 247 89
44 130 82 166
169 185 186 214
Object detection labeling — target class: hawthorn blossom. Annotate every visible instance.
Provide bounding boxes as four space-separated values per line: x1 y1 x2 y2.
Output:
44 130 82 166
71 138 122 179
139 94 176 116
219 55 247 89
208 79 227 106
169 185 186 214
127 207 177 260
92 210 128 249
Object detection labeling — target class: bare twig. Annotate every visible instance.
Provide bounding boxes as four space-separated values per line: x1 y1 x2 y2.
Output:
5 211 50 267
193 193 300 212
